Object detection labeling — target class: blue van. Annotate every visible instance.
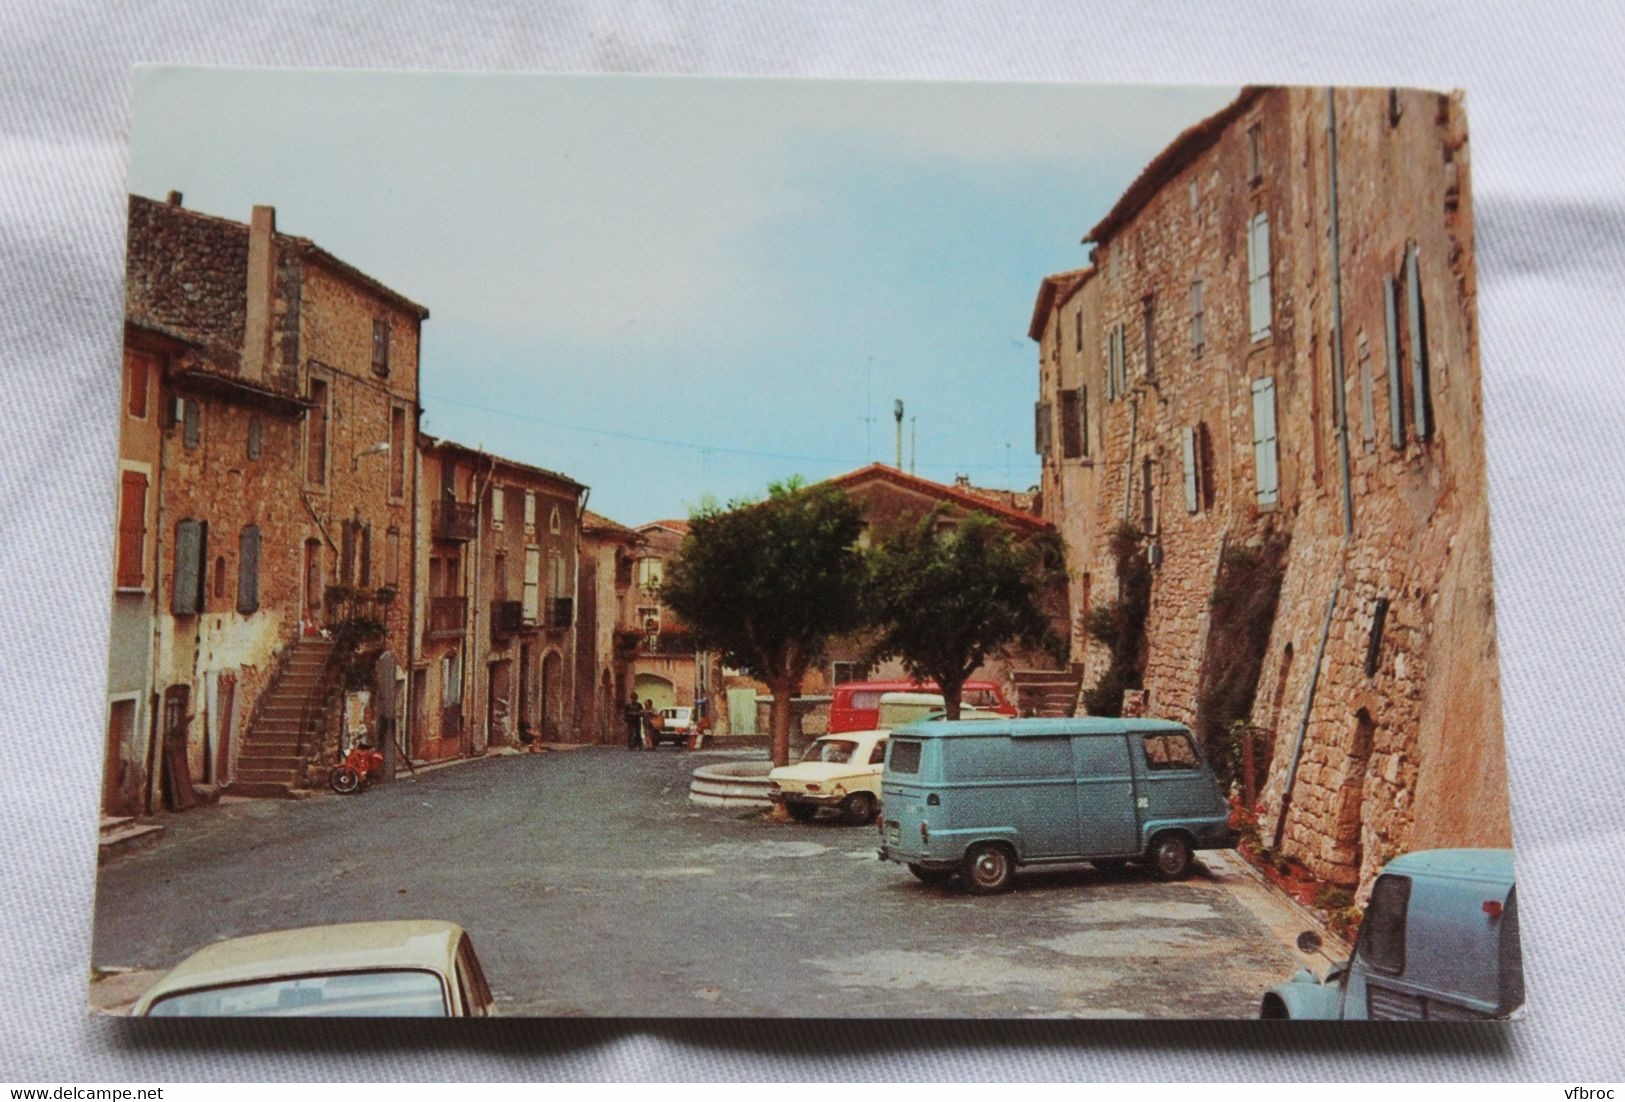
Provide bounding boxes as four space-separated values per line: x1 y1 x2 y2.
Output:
1260 849 1524 1020
878 717 1236 893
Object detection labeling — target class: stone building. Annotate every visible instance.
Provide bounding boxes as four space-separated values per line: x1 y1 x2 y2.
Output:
1033 87 1510 893
116 193 425 805
628 520 704 714
413 438 587 759
574 511 643 745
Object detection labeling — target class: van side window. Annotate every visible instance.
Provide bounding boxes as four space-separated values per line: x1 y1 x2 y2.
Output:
869 739 888 765
851 691 882 710
889 740 922 774
1142 732 1200 771
1359 874 1411 976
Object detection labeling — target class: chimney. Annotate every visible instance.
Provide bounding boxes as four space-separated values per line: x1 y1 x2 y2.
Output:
242 205 276 381
166 190 183 206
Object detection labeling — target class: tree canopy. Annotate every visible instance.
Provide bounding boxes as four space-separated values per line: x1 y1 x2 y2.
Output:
660 479 870 764
868 510 1066 719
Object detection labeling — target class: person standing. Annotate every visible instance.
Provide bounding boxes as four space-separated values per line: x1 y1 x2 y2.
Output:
624 691 644 750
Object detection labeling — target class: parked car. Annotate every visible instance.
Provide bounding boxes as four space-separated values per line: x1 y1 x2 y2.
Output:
874 691 1002 729
878 717 1236 893
767 729 890 824
1260 848 1523 1020
131 920 496 1017
652 706 694 747
828 678 1015 734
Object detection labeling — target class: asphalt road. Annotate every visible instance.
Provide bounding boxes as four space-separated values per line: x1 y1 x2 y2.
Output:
93 746 1317 1018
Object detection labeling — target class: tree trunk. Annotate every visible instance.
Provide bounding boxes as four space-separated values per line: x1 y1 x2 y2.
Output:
768 675 797 766
941 679 963 721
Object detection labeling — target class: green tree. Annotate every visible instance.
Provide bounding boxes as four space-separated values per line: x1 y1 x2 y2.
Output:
868 510 1066 720
660 479 871 766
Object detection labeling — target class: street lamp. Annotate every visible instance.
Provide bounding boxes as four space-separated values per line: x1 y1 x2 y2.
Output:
352 441 390 471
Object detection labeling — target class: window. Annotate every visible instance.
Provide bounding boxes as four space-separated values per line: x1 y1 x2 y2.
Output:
442 649 463 706
1033 399 1052 456
1078 386 1089 456
386 526 400 588
493 551 508 601
247 417 262 461
637 557 663 590
1189 279 1205 356
524 491 536 531
172 518 206 615
549 552 567 596
1141 295 1156 379
1060 389 1083 460
1384 273 1405 449
1197 422 1216 512
125 351 152 419
491 483 505 528
523 547 540 622
1246 121 1263 184
1358 874 1411 975
389 406 406 499
1387 88 1404 128
1403 243 1433 441
1141 457 1156 533
306 377 329 485
868 739 888 766
1105 322 1127 400
831 661 869 687
116 470 148 589
889 739 922 775
1181 426 1202 514
359 524 372 589
1251 376 1280 506
237 525 261 613
1364 597 1390 677
1074 308 1083 352
371 318 390 377
1247 212 1272 341
181 397 200 449
340 519 357 586
548 506 561 535
1142 732 1199 771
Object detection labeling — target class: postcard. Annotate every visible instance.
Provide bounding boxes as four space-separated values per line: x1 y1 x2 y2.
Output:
92 70 1520 1020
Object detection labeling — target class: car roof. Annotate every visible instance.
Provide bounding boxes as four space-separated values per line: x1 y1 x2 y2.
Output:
1382 848 1516 885
891 716 1192 739
134 920 466 1008
836 679 999 693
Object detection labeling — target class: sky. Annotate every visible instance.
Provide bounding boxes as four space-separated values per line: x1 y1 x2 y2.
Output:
129 69 1237 525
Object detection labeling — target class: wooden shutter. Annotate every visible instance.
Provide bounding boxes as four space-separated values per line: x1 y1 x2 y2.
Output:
116 471 148 588
523 548 541 622
237 525 261 613
173 518 202 614
1079 385 1089 456
1181 426 1199 513
1034 400 1051 455
1249 213 1272 340
1251 377 1279 505
1384 273 1405 448
182 398 199 449
1059 390 1081 459
1404 244 1432 440
1142 296 1156 379
340 520 356 585
1116 323 1128 395
125 353 150 418
360 524 372 589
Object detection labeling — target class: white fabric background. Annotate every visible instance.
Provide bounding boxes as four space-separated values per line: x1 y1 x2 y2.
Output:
3 0 1623 1082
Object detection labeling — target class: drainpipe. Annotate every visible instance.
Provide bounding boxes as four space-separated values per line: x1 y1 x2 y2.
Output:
1326 86 1356 537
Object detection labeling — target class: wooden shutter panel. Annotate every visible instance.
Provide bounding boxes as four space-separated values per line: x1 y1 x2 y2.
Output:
1384 273 1405 448
1251 377 1279 505
182 398 199 449
1059 390 1081 459
116 471 148 588
1034 400 1052 455
340 520 356 585
237 525 260 613
523 547 541 622
360 524 372 589
1404 244 1432 440
173 518 202 614
1181 426 1199 513
1079 385 1089 456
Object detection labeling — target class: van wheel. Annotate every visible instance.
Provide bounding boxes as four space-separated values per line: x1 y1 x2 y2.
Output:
785 802 818 822
908 863 955 885
962 843 1015 894
840 792 877 825
1150 834 1194 881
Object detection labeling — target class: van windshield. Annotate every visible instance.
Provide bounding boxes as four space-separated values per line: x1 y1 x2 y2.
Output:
802 739 859 764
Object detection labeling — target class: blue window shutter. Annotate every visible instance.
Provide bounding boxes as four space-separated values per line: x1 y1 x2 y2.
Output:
1251 377 1279 505
1384 273 1405 448
1404 244 1432 440
1181 426 1199 513
173 518 201 614
237 525 260 613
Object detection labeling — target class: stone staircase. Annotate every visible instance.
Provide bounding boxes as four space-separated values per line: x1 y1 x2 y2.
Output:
1010 666 1084 718
233 637 337 797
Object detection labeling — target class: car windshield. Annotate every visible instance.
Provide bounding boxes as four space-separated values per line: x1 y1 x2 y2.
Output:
801 739 859 764
146 969 448 1017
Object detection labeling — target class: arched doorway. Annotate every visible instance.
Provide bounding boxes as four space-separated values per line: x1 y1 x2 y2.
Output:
635 673 675 712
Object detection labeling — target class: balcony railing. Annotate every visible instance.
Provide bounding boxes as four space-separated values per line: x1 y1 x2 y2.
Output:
432 499 477 542
546 597 574 630
426 595 468 640
490 599 534 640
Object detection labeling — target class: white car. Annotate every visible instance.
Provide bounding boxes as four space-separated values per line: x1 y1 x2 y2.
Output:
652 706 694 747
767 729 889 824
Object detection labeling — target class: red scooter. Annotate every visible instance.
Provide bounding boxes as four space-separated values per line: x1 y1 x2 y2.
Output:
329 732 384 795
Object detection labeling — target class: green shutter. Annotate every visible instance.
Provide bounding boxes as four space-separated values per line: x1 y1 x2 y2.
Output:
173 518 201 614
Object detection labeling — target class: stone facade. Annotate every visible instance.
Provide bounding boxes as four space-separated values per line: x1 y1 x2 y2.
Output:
115 193 425 808
574 511 642 745
1034 87 1510 894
